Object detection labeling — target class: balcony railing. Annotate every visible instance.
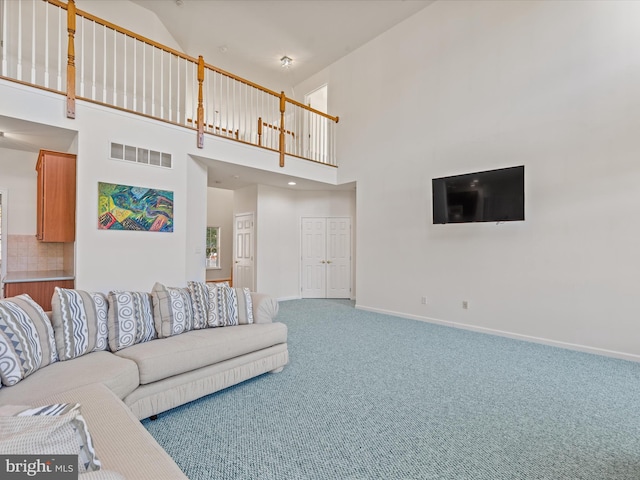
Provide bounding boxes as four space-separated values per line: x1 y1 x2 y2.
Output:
0 0 339 167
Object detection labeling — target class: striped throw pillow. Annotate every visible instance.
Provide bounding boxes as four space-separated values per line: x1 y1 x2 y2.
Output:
0 294 58 386
187 281 212 329
51 288 109 361
213 283 254 327
151 282 196 338
107 291 156 352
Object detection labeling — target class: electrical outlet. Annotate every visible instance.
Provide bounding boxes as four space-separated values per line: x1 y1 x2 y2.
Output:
462 300 469 310
421 296 428 305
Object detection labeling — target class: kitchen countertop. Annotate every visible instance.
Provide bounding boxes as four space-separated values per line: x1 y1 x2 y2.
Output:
3 270 75 283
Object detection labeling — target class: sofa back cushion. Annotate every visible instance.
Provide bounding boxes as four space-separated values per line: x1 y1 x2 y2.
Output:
151 282 196 338
107 291 156 352
51 288 109 361
187 281 212 329
188 282 253 327
0 294 58 386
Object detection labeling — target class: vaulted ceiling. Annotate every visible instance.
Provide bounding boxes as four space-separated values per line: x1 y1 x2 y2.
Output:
130 0 434 92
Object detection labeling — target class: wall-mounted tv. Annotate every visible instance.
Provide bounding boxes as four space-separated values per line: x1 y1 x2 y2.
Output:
432 166 524 224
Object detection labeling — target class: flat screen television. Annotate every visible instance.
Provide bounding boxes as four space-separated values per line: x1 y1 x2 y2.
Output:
432 166 524 224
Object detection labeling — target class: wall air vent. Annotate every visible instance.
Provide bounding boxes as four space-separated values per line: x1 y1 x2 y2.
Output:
110 142 172 169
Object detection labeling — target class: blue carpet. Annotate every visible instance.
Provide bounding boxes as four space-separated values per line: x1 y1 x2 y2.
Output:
143 299 640 479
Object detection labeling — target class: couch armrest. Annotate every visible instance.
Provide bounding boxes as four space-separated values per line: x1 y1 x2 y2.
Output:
250 293 279 324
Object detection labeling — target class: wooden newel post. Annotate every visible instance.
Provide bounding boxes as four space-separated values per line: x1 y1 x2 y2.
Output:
197 55 205 149
257 117 262 146
279 91 286 167
66 0 76 119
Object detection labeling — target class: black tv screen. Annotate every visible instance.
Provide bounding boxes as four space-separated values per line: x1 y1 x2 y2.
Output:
432 166 524 224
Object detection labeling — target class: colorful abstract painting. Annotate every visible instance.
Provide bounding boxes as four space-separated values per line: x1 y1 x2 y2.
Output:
98 182 173 232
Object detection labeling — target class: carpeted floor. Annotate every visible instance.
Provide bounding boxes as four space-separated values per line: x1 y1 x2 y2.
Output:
143 299 640 480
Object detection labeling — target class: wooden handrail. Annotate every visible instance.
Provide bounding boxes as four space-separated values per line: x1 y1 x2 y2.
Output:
45 0 199 64
203 62 280 99
285 97 339 123
263 121 295 137
40 0 340 164
66 0 76 118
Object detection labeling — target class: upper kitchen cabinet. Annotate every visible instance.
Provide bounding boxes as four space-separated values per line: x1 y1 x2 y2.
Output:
36 150 77 242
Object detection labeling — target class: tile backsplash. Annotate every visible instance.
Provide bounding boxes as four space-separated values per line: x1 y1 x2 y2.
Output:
6 235 65 272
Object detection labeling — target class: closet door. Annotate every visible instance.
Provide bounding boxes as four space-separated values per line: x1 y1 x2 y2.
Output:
326 218 351 298
301 217 351 299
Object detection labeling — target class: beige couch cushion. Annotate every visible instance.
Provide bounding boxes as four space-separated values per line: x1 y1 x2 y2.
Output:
35 383 187 480
115 322 287 384
251 293 279 324
0 351 139 405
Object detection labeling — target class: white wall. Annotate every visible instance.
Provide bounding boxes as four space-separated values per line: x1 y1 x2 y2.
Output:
206 187 234 281
0 148 38 235
0 80 214 292
296 0 640 360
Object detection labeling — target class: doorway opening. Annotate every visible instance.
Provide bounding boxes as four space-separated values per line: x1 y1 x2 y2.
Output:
304 84 329 163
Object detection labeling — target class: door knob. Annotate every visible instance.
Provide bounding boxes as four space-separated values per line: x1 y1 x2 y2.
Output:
320 260 326 264
326 260 332 264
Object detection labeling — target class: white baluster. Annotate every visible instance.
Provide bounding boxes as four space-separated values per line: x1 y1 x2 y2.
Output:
79 16 84 97
151 47 155 116
17 0 22 81
112 29 116 105
123 33 127 109
30 0 35 84
91 20 96 100
133 38 136 111
57 5 62 90
142 42 146 114
43 0 49 87
1 0 7 76
102 25 106 102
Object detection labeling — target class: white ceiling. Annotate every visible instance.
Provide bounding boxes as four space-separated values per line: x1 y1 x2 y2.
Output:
129 0 434 93
0 116 77 154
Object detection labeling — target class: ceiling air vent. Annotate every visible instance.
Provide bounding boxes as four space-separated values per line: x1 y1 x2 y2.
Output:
110 142 172 169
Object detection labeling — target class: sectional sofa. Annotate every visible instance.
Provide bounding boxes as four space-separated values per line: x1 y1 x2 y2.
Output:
0 283 289 479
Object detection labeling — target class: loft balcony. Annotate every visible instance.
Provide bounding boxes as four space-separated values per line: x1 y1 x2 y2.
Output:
0 0 339 169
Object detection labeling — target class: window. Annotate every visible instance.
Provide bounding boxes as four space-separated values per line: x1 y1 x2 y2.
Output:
206 226 220 269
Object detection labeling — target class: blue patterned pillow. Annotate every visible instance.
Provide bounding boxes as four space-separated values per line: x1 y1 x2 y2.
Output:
151 282 195 338
187 281 213 329
107 291 156 352
51 288 109 361
0 294 58 386
207 283 254 327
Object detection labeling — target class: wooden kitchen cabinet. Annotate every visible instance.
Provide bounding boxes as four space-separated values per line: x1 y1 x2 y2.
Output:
36 150 77 242
4 279 75 311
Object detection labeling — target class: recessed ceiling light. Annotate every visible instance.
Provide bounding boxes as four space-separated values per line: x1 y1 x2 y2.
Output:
288 181 296 186
280 56 293 68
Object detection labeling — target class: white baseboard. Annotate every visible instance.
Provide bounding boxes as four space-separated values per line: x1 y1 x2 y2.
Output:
355 304 640 363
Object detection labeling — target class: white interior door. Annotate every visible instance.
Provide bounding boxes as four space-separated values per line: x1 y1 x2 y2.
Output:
234 213 254 291
301 217 351 299
301 218 327 298
326 218 351 298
